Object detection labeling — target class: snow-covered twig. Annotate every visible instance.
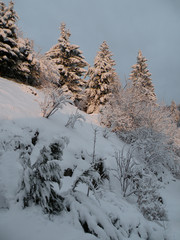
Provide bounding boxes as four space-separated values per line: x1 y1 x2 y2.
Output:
65 109 85 128
40 88 71 118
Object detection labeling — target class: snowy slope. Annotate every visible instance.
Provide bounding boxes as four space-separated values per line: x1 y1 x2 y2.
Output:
160 180 180 240
0 77 180 240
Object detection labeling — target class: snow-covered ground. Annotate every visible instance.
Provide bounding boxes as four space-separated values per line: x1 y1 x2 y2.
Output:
161 180 180 240
0 77 180 240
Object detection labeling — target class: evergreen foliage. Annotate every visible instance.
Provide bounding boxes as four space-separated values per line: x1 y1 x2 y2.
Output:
0 1 19 71
85 41 118 114
17 139 67 214
129 50 156 102
45 23 88 104
0 1 40 85
101 51 158 132
72 165 101 194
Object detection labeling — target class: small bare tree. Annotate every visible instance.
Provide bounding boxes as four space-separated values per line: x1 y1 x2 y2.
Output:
40 87 71 118
113 147 138 197
92 127 99 164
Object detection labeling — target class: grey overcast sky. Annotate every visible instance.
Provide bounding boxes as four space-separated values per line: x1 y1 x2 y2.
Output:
5 0 180 104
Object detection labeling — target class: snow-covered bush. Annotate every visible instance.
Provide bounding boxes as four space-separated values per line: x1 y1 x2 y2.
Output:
0 127 36 153
72 157 108 196
64 191 122 240
101 77 176 139
17 138 67 214
93 158 109 183
72 164 101 195
40 87 71 118
65 109 85 128
72 127 109 194
96 189 167 239
113 146 167 221
64 189 166 239
101 83 139 132
137 178 167 221
129 127 176 174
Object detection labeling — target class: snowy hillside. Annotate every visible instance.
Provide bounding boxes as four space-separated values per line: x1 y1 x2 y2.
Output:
0 77 180 240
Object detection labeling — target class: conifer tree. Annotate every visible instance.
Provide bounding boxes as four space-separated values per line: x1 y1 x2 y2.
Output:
0 1 19 72
129 50 156 102
17 139 67 214
85 41 118 114
16 37 40 85
0 1 40 85
45 23 88 104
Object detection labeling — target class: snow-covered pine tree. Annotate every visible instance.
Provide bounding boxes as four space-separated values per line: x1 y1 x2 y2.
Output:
45 23 88 104
129 50 156 103
0 1 40 85
0 1 19 74
17 139 67 214
85 41 118 114
16 37 40 85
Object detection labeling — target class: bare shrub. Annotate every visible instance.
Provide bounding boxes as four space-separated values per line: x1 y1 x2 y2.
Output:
113 146 167 221
40 87 71 118
113 147 138 197
65 109 85 128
